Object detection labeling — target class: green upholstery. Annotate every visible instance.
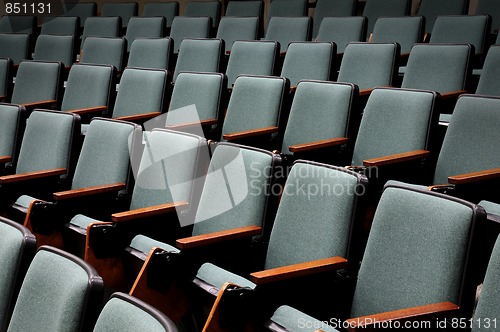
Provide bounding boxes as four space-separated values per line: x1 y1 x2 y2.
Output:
337 42 398 90
0 104 22 160
11 61 62 105
0 15 36 35
351 88 436 165
316 17 366 53
40 16 79 36
129 234 180 256
184 1 221 28
61 64 114 112
81 17 121 48
216 16 259 53
93 293 177 332
430 15 490 55
0 58 12 99
371 16 424 54
476 0 500 32
143 2 179 28
124 17 165 51
101 2 138 28
68 214 99 230
281 81 354 155
417 0 469 33
80 37 126 72
280 42 335 87
363 0 410 35
432 94 500 184
7 246 103 332
0 34 29 65
128 38 171 70
33 35 74 68
264 17 311 52
196 262 257 290
172 38 222 82
479 200 500 216
476 45 500 96
270 305 339 332
221 75 286 140
169 16 211 53
63 2 97 28
312 0 356 38
225 1 263 20
401 44 471 93
225 40 277 88
267 0 308 26
112 68 167 118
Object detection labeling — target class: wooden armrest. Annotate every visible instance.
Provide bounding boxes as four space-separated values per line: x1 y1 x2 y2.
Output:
250 256 347 285
363 150 430 167
111 201 188 222
223 126 278 141
21 99 57 109
440 90 466 100
448 168 500 185
53 182 126 200
114 112 161 122
0 95 7 101
0 156 12 163
346 302 459 331
290 86 297 92
0 168 66 184
166 118 218 129
289 137 348 153
279 51 286 57
67 105 107 115
176 225 262 249
359 88 374 96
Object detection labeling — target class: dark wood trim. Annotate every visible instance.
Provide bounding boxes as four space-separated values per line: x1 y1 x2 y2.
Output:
0 168 66 184
359 88 374 96
440 90 467 100
21 99 57 109
53 182 126 200
363 150 430 167
67 105 108 115
289 137 348 153
176 225 262 249
111 201 188 222
223 126 279 141
114 112 161 122
203 282 237 332
448 168 500 185
0 156 12 163
166 118 218 129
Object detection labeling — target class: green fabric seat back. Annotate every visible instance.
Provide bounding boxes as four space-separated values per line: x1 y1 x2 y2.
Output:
128 38 171 70
124 17 165 51
316 17 366 53
80 37 126 72
430 15 490 55
281 81 354 154
312 0 356 38
476 0 500 32
0 104 22 160
216 17 259 53
101 2 138 28
267 0 308 26
33 35 74 68
401 44 471 93
0 33 29 65
350 184 478 317
221 75 286 140
143 2 179 29
264 16 311 52
225 40 277 88
417 0 469 33
476 45 500 96
169 16 211 53
0 58 12 98
280 42 335 87
63 2 97 28
172 38 222 82
81 17 121 48
7 246 103 332
11 61 62 105
0 15 36 35
363 0 411 35
433 94 500 184
40 16 79 36
184 1 221 28
225 1 263 20
337 42 398 90
71 118 141 190
113 67 167 118
192 143 276 235
265 162 365 269
61 64 114 112
351 88 436 165
371 16 424 54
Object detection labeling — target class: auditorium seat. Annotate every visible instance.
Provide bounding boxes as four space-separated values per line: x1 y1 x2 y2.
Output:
124 17 165 52
0 104 24 172
101 2 138 30
362 0 411 37
168 16 211 54
184 1 221 29
79 37 126 73
315 17 366 55
0 58 13 101
128 38 172 70
266 0 308 27
225 0 263 23
0 34 30 66
475 45 500 96
475 0 500 33
40 16 79 37
312 0 356 39
33 35 75 70
63 2 97 30
80 17 121 50
417 0 470 35
263 16 311 54
172 38 223 83
216 16 259 54
142 1 179 32
0 15 36 36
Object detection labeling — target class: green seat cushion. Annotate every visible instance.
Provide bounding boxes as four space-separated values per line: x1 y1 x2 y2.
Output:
479 200 500 217
129 235 179 256
69 214 99 229
13 195 38 209
270 305 339 332
195 262 256 291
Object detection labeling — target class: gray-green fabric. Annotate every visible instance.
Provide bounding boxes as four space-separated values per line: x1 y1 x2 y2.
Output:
195 262 257 290
280 42 334 87
113 68 166 117
267 0 307 26
476 0 500 32
221 76 284 139
350 186 473 317
71 119 139 189
430 15 489 55
265 163 359 269
363 0 410 35
13 195 37 209
473 236 500 332
129 235 179 255
312 0 356 38
371 16 423 54
16 111 76 176
337 43 396 90
264 17 311 52
11 61 60 104
316 17 365 53
93 297 166 332
172 38 221 82
33 35 74 68
184 1 221 28
124 17 164 51
417 0 469 33
192 144 273 235
0 16 35 35
143 2 179 28
101 2 138 28
168 72 223 123
433 95 500 184
63 2 97 28
225 41 277 88
169 17 210 53
7 250 91 332
216 17 259 53
0 104 21 158
225 1 263 18
281 81 352 154
351 88 434 165
128 38 171 70
68 213 99 229
0 33 29 65
479 200 500 217
41 16 79 36
61 64 113 111
0 58 10 97
401 44 470 93
476 45 500 96
80 37 125 71
81 17 121 48
270 305 339 332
